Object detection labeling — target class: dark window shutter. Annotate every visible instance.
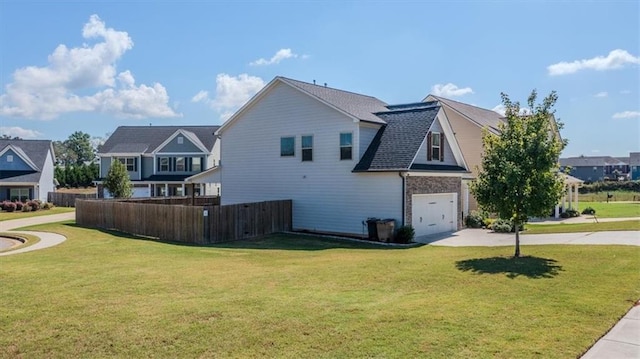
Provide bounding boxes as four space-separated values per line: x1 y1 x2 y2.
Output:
440 134 446 162
427 131 432 161
134 158 138 172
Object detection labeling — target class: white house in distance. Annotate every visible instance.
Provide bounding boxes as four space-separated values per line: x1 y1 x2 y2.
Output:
214 77 470 238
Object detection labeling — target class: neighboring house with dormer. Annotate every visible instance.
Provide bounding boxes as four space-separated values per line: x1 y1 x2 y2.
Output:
96 126 220 198
629 152 640 180
215 77 470 238
560 156 629 182
0 139 56 203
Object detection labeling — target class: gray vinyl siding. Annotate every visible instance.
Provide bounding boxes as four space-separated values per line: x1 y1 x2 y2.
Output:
413 116 458 166
219 81 403 235
358 125 380 161
157 135 201 153
100 157 112 178
564 166 605 182
0 149 32 171
142 157 154 178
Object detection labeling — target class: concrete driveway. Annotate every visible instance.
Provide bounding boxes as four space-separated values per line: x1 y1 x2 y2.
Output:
417 229 640 247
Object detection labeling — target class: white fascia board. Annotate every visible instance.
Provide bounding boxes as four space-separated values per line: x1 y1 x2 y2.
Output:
0 145 40 171
151 129 209 154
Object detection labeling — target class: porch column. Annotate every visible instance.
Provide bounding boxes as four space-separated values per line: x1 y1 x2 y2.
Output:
164 183 169 197
34 185 39 202
568 185 573 210
574 185 579 211
148 183 151 198
200 183 205 196
181 184 185 196
554 204 560 219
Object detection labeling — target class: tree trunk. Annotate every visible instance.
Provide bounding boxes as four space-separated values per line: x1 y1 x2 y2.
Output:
514 223 520 258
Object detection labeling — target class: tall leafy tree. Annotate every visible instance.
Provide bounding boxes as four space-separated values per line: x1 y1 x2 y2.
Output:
103 160 133 198
65 131 96 165
471 90 567 257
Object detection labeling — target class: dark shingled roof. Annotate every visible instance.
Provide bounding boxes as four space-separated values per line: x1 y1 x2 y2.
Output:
0 139 53 183
560 156 627 167
100 126 220 154
279 77 389 124
354 102 440 172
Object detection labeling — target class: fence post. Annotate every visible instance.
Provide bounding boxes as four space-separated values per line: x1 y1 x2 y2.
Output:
203 206 210 243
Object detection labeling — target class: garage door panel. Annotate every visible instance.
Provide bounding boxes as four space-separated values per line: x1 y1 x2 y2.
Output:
412 193 457 237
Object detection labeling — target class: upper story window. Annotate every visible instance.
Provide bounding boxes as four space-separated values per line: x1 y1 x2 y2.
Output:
118 157 137 172
6 155 13 162
281 137 295 157
192 157 202 172
159 157 170 172
428 132 444 162
175 157 186 171
301 135 313 162
177 136 184 144
340 133 353 160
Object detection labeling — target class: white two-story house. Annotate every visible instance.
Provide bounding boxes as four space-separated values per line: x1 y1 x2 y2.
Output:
214 77 470 238
96 126 220 198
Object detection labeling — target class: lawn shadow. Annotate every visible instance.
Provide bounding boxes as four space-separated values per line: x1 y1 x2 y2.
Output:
455 256 563 279
66 223 419 251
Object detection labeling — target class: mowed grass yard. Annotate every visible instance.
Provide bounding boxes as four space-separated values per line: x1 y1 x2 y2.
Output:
579 201 640 218
1 222 639 358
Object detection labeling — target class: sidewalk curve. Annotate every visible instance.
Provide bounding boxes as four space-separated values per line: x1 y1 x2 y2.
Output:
0 211 75 256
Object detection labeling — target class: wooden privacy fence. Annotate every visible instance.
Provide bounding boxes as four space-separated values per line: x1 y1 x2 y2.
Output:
119 196 220 206
48 192 96 207
76 199 292 244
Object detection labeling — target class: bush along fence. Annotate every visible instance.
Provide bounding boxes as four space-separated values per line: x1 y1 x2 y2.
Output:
48 192 96 207
75 199 292 244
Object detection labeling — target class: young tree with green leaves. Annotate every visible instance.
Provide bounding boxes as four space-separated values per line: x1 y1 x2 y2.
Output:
471 90 567 257
103 160 133 199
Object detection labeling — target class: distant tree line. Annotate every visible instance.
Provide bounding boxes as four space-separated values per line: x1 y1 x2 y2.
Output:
579 180 640 194
53 131 104 188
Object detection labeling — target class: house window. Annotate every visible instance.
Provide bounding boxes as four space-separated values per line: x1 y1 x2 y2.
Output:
159 157 170 172
340 133 353 160
118 157 136 172
177 136 184 144
301 135 313 162
6 155 13 162
192 157 202 172
176 157 185 171
426 131 446 161
281 137 295 157
10 188 29 202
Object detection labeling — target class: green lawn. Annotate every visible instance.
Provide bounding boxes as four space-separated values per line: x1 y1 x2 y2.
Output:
579 191 640 202
578 201 640 218
1 222 638 358
0 207 74 221
526 220 640 234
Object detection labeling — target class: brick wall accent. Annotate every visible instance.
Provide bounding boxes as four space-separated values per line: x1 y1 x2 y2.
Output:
405 176 462 229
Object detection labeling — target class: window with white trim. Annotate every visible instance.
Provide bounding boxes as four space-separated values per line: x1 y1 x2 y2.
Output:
301 135 313 162
192 157 202 172
431 132 441 161
177 136 184 144
176 157 185 171
10 188 29 202
6 155 13 162
340 133 352 160
118 157 136 172
159 157 170 172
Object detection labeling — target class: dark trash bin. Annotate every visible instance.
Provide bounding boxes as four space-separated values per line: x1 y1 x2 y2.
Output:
366 218 379 240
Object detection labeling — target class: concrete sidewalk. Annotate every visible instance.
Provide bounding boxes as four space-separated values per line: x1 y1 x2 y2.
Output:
581 304 640 359
0 211 75 256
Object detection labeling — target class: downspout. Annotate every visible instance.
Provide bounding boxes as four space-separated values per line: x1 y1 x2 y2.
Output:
399 171 406 227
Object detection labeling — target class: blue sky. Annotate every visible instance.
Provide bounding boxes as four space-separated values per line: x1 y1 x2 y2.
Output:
0 1 638 157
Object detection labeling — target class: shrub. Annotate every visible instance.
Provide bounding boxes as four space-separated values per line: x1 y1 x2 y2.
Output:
582 207 596 215
464 211 485 228
3 202 16 212
27 200 41 211
483 218 496 229
394 225 415 244
14 201 23 211
22 204 32 212
560 209 580 218
42 202 54 210
491 218 513 233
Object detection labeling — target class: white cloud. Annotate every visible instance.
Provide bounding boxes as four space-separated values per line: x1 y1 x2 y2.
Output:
0 14 179 120
594 91 608 98
431 83 474 97
0 126 43 139
547 49 640 76
620 90 632 95
192 73 265 120
491 104 532 116
612 111 640 119
250 48 298 66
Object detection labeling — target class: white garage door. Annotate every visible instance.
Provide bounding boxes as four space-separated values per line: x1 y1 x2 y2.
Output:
412 193 457 237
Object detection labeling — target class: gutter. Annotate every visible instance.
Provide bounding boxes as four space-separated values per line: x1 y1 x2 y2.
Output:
399 171 406 227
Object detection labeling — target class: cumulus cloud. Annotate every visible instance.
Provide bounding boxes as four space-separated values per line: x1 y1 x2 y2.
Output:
250 48 299 66
0 126 43 139
192 73 265 120
594 91 608 98
547 49 640 76
491 104 532 116
612 111 640 119
431 83 474 97
0 14 179 120
620 90 632 95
